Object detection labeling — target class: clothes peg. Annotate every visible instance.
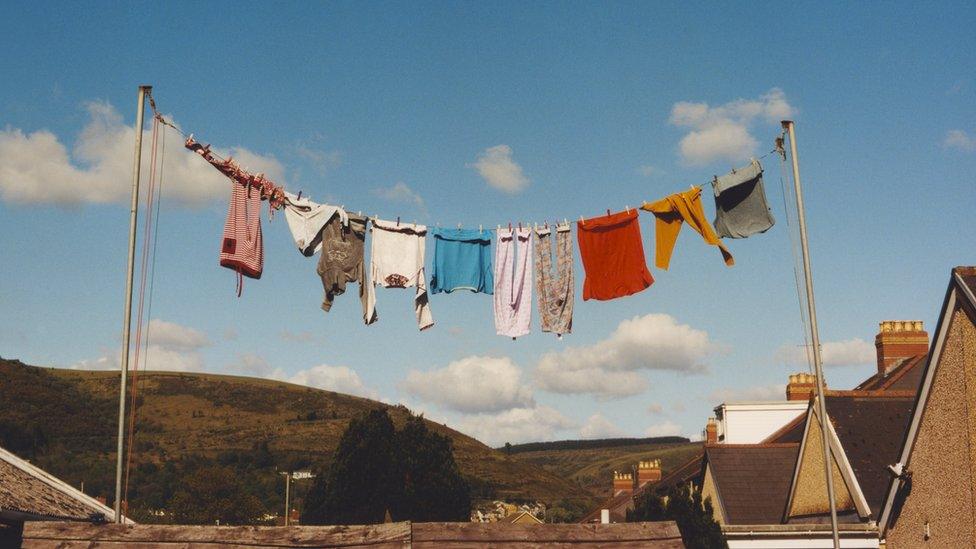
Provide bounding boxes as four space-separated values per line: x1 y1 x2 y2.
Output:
508 222 512 231
606 209 611 217
579 215 585 225
518 222 522 231
497 224 501 231
479 224 483 233
357 210 362 216
396 216 400 226
563 218 568 226
626 204 631 213
457 222 462 229
296 190 303 200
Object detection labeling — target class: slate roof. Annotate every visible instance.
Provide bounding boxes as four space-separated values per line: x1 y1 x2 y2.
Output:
654 451 705 494
762 413 807 444
824 391 915 516
705 443 800 525
854 354 927 393
578 490 634 524
0 446 118 523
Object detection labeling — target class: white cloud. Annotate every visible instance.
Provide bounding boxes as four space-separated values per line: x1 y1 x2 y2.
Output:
372 181 428 217
72 319 209 372
580 414 627 439
288 364 378 400
279 330 323 344
147 319 209 350
669 88 793 165
471 144 529 193
454 405 575 446
775 338 875 368
943 129 976 152
644 421 682 438
295 143 342 175
226 353 285 379
535 314 715 399
0 101 285 206
401 356 534 413
637 165 658 177
709 383 787 403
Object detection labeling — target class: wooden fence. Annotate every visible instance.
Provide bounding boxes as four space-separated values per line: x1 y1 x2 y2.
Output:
21 520 684 548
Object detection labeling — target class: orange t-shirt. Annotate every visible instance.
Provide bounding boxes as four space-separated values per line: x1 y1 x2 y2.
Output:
577 210 654 301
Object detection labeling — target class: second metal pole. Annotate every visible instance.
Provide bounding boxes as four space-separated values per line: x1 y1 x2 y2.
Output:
114 85 151 523
782 120 840 549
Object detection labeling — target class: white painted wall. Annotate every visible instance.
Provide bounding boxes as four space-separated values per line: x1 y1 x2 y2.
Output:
727 537 879 548
714 402 807 444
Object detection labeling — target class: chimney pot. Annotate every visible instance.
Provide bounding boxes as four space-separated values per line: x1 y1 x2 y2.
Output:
875 320 928 377
786 372 818 401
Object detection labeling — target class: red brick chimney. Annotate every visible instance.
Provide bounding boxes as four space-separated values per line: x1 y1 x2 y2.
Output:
704 417 718 444
612 471 633 495
786 373 817 401
876 321 928 376
636 459 662 488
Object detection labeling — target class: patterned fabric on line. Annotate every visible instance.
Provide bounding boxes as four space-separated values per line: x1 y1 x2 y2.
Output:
534 223 574 336
577 210 653 301
219 182 263 281
494 227 533 338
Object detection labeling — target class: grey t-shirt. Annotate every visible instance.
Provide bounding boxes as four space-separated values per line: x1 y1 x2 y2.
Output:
712 159 775 239
317 213 368 314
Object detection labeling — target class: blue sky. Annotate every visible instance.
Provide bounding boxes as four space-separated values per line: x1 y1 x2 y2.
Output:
1 3 974 445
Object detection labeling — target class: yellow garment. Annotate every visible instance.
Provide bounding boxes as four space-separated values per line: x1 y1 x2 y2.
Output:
641 186 734 270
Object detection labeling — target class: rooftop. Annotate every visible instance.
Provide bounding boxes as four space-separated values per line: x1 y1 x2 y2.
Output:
705 443 800 525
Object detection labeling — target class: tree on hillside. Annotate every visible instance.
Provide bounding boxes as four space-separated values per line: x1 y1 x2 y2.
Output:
168 465 265 525
304 410 470 525
391 415 471 521
628 484 726 549
303 409 400 525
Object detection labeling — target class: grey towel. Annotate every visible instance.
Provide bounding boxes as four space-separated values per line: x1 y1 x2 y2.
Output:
712 159 775 239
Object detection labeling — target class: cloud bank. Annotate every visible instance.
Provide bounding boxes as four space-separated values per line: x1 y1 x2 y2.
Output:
0 101 284 206
401 355 534 414
535 314 715 399
670 88 793 165
471 144 529 193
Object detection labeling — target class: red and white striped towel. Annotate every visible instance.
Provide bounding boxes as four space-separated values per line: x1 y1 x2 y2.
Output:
219 182 263 283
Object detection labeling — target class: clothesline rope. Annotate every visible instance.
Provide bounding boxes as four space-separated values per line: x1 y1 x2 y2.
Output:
148 92 783 231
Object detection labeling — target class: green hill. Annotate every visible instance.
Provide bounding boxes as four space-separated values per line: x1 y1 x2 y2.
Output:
0 357 596 521
0 356 702 522
509 440 703 498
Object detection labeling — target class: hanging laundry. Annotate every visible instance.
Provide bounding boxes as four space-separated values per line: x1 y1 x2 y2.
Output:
577 210 653 301
365 219 433 331
641 187 734 270
711 159 775 238
219 181 263 295
317 213 369 318
430 228 493 294
283 191 349 256
494 227 533 338
534 222 574 337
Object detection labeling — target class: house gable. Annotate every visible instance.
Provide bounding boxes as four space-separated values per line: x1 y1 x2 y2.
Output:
884 271 976 548
785 406 866 520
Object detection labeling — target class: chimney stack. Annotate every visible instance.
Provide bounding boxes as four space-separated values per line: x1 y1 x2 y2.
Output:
636 459 662 488
612 471 633 495
875 321 928 376
705 417 718 444
786 373 817 401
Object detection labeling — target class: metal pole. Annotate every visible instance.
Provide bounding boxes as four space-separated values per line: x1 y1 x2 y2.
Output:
284 473 291 526
114 85 151 523
782 120 840 548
